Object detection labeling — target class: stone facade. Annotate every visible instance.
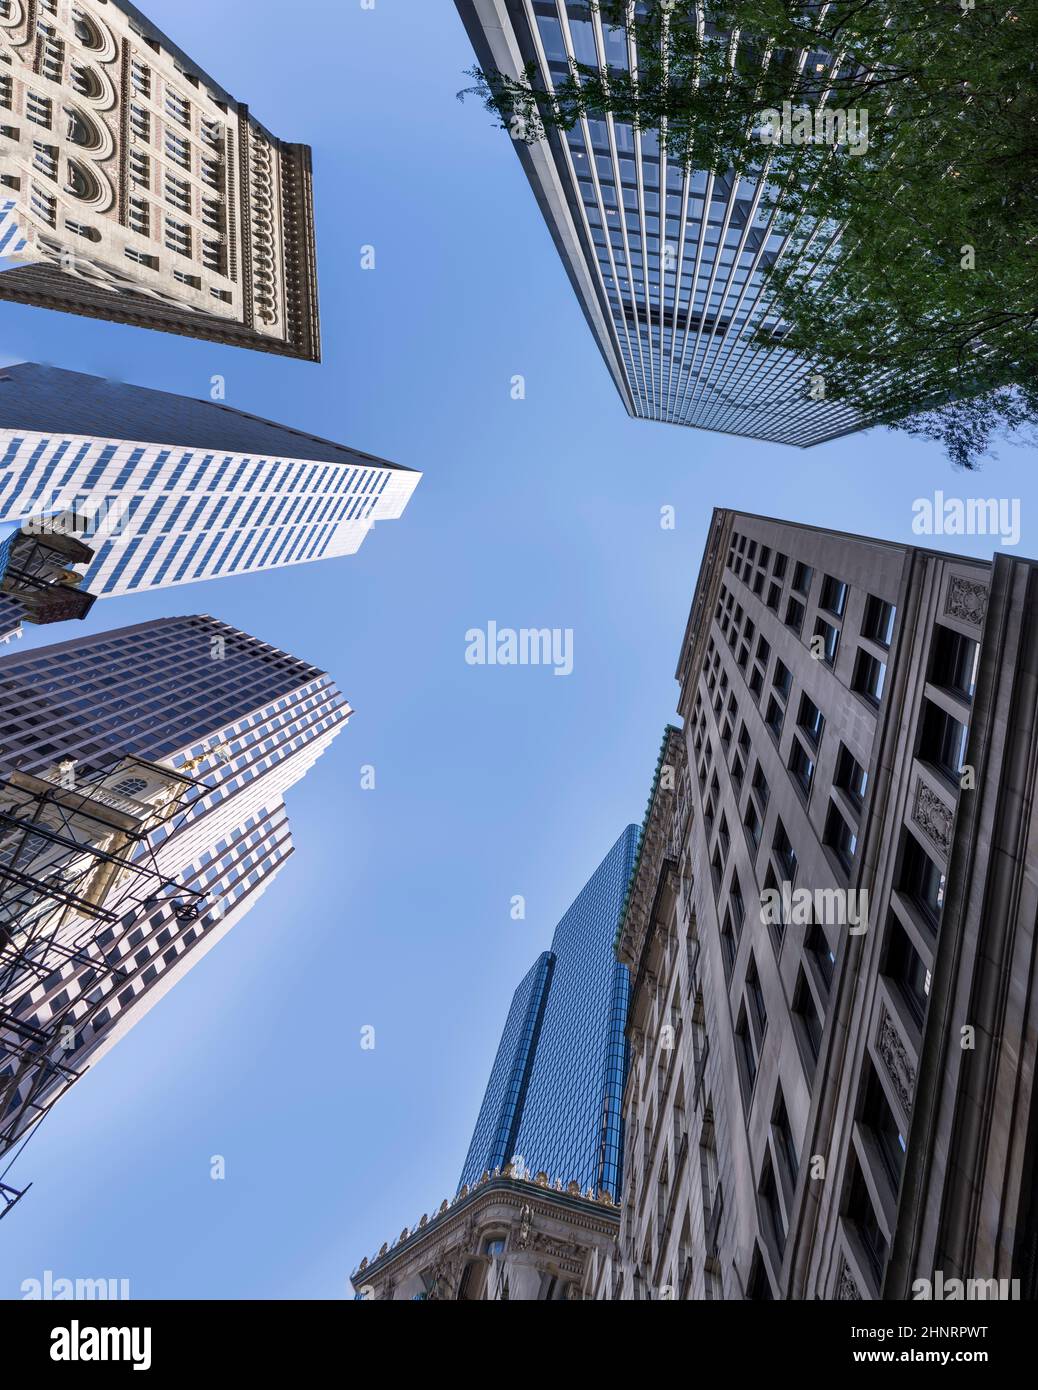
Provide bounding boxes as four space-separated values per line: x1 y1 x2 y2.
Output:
351 1171 619 1301
602 509 1038 1300
0 0 319 358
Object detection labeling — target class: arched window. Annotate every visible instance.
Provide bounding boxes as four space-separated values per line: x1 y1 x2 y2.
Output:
65 107 100 149
65 159 100 202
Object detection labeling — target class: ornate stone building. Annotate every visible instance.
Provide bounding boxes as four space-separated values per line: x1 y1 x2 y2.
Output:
351 1170 619 1301
602 510 1038 1300
0 0 319 359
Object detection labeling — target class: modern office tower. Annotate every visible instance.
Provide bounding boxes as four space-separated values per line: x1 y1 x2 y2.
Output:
0 363 419 639
454 1 862 447
0 0 320 359
599 509 1038 1301
0 614 348 1180
350 1169 620 1300
459 825 639 1201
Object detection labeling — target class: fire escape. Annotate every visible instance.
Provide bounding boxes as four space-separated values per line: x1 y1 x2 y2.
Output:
0 755 209 1218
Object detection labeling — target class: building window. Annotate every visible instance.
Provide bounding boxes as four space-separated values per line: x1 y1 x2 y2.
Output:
765 696 784 739
930 625 979 700
736 1003 758 1098
820 573 848 616
201 195 223 231
814 617 839 666
721 909 737 977
883 917 931 1027
39 27 64 82
164 216 191 256
772 659 792 702
64 217 98 240
32 140 58 179
860 1061 906 1194
852 649 887 705
772 819 797 882
201 155 222 189
128 195 150 234
772 1089 799 1183
824 802 857 873
772 552 788 579
125 246 158 269
165 88 191 128
744 796 762 849
793 968 822 1066
165 174 191 213
835 744 868 807
797 693 824 747
165 130 191 168
26 93 53 128
129 103 150 142
918 698 969 780
758 1153 786 1250
788 737 815 796
131 60 151 97
806 922 835 990
746 954 767 1038
899 833 946 925
791 561 813 596
784 596 805 635
202 237 226 274
751 761 770 810
845 1155 888 1285
746 1245 773 1300
129 148 150 185
29 181 56 225
862 595 897 647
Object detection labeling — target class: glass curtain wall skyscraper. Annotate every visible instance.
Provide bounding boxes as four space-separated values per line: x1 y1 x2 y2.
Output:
455 0 863 447
0 614 349 1159
0 363 419 638
459 824 639 1200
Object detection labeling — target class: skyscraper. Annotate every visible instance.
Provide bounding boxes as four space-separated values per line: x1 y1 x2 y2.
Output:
454 1 862 446
0 614 349 1168
459 824 639 1200
0 363 420 639
595 509 1038 1301
0 0 320 359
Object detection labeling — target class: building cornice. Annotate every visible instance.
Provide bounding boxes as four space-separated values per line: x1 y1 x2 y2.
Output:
352 1173 619 1287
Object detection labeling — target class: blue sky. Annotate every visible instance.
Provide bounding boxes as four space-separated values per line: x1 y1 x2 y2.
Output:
1 0 1035 1299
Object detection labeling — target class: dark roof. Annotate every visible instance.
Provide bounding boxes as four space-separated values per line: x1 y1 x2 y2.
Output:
0 363 412 472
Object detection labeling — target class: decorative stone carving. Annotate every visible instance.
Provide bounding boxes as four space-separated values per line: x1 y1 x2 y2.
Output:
945 575 988 625
913 779 954 855
516 1203 533 1250
877 1007 916 1117
836 1259 862 1300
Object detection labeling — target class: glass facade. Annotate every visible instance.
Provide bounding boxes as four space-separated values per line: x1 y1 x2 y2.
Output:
0 615 349 1149
0 363 419 606
459 824 639 1199
457 1 864 447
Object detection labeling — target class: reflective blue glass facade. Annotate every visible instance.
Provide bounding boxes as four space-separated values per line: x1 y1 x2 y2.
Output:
459 825 639 1199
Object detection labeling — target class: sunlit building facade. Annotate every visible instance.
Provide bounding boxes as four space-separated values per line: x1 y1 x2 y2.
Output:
0 0 320 358
459 824 639 1200
598 510 1038 1300
0 363 418 639
455 0 863 446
